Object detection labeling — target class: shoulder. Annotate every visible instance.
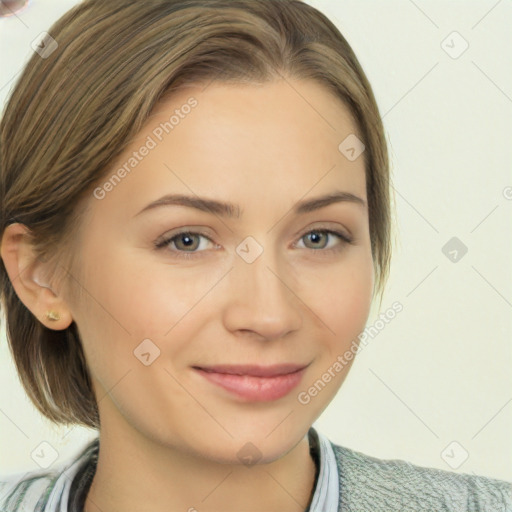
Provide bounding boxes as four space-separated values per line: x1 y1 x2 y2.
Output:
330 442 512 511
0 437 99 512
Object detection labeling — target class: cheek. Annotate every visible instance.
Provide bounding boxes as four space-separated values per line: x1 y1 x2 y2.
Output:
302 250 374 345
293 254 373 415
73 244 216 383
77 241 207 336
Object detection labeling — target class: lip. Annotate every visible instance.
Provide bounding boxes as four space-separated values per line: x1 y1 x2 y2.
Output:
193 363 309 402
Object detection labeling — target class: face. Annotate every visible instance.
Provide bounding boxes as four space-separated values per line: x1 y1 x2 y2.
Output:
67 79 374 463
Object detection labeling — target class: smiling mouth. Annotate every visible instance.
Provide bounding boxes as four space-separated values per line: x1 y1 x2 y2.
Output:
192 363 309 402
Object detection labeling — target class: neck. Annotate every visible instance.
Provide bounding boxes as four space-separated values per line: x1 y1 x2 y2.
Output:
84 421 318 512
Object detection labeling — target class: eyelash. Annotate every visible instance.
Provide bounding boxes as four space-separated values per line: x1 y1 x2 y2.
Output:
154 228 354 260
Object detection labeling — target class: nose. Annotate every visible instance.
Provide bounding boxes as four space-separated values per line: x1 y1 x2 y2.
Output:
221 246 303 341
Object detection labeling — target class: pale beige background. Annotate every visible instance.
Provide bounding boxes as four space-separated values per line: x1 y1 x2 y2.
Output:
1 0 511 481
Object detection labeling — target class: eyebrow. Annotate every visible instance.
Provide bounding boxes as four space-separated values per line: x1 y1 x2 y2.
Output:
134 190 366 219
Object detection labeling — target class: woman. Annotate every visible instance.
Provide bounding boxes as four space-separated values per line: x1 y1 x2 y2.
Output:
0 0 510 511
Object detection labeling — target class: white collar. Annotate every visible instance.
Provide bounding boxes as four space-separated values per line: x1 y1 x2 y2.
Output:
308 428 340 512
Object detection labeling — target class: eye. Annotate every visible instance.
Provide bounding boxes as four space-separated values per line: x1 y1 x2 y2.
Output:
154 227 354 260
154 230 216 260
296 229 353 254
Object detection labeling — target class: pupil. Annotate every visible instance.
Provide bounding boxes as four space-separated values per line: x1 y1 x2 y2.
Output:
309 232 324 246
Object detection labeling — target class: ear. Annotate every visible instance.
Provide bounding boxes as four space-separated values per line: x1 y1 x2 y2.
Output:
0 223 74 330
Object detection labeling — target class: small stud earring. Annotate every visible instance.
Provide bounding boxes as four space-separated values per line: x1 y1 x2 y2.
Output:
46 310 60 321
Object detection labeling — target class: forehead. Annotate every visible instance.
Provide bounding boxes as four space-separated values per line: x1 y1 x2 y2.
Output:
150 79 362 157
89 79 367 222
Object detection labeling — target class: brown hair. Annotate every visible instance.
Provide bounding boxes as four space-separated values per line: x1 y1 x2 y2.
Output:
0 0 394 429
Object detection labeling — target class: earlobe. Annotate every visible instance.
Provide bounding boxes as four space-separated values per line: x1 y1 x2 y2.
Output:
0 223 74 330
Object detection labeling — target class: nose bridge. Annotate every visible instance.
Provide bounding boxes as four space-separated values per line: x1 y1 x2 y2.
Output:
223 236 303 339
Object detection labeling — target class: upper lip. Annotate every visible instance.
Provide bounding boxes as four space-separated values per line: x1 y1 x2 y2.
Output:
193 363 309 377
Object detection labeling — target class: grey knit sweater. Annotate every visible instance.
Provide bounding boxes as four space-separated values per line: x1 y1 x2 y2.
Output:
331 442 511 511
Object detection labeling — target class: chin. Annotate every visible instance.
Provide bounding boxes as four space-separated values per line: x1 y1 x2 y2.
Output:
184 423 309 467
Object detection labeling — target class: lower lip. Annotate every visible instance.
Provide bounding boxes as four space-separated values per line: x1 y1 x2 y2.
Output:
194 367 307 402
